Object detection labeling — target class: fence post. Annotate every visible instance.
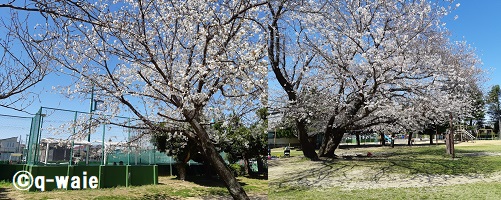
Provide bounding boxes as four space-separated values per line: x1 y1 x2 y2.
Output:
102 124 106 165
127 118 131 165
33 108 44 165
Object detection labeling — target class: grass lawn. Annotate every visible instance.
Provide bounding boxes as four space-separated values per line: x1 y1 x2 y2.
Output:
269 140 501 200
270 182 501 200
1 176 268 200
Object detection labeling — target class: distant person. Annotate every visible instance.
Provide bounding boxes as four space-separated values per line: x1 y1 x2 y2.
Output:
284 146 291 157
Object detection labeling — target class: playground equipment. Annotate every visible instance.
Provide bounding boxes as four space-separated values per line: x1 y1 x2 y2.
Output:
383 134 393 143
477 129 497 140
453 127 476 142
342 132 379 144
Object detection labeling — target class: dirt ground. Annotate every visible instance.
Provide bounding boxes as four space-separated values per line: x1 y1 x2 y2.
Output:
269 140 501 190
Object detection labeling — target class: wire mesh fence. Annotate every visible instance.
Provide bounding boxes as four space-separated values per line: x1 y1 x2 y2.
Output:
25 107 180 166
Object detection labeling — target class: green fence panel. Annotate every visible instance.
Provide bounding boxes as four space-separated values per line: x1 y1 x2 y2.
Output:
0 164 25 181
157 164 174 176
99 165 128 188
2 165 156 191
128 165 158 186
29 165 68 191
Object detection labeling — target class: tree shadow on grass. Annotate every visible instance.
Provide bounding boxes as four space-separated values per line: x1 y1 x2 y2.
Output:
271 146 501 188
167 176 249 188
245 174 268 180
271 158 360 188
0 187 11 200
358 146 501 176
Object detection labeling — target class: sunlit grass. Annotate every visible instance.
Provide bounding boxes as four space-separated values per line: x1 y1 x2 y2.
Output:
270 182 501 200
271 144 501 174
269 141 501 199
0 180 10 188
1 176 267 200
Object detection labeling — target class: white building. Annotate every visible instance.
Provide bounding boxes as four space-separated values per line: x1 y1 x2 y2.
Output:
0 137 22 161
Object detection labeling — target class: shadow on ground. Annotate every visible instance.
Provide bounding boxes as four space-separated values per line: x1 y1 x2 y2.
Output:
270 146 501 188
0 187 12 200
168 176 250 188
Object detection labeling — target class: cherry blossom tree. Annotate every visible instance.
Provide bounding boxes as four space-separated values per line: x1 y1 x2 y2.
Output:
266 0 483 158
309 1 482 157
264 0 323 160
3 0 267 199
0 9 51 112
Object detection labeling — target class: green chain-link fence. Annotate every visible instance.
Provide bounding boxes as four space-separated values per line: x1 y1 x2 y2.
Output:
25 107 182 166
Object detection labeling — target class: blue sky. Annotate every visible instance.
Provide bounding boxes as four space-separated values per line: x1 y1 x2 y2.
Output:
2 0 501 139
444 0 501 90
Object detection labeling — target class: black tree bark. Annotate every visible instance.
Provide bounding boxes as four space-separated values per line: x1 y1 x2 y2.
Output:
318 127 345 158
430 133 434 145
176 163 187 180
356 132 361 147
391 133 395 148
408 132 413 146
380 132 386 146
296 119 319 160
187 117 249 200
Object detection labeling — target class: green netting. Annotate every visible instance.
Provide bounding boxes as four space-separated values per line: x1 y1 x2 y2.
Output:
24 107 179 166
106 150 182 165
20 107 219 167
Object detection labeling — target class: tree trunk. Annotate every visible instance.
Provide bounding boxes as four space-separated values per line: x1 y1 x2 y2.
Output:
356 132 361 147
256 157 264 174
446 114 455 158
407 132 413 146
319 128 345 158
176 162 187 180
187 118 249 200
436 129 439 145
435 127 439 144
498 117 501 139
390 133 395 148
204 162 214 179
380 132 386 146
318 132 332 156
243 157 249 176
296 119 319 160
